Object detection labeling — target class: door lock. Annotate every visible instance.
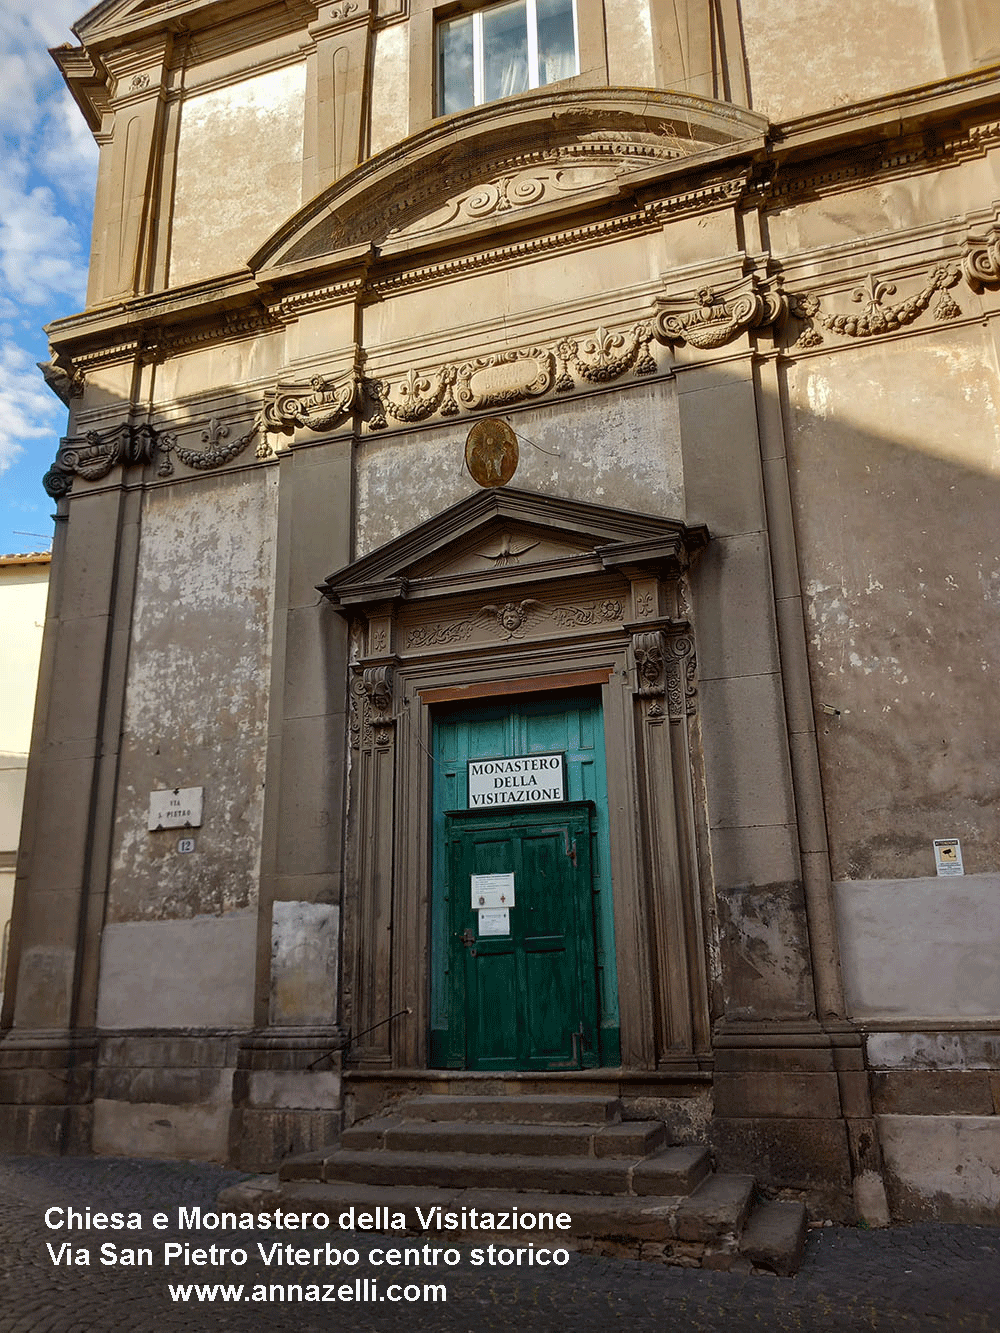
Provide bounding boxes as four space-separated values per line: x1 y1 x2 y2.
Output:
459 927 477 957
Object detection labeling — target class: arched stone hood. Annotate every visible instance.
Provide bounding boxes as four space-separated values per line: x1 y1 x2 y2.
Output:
251 89 769 280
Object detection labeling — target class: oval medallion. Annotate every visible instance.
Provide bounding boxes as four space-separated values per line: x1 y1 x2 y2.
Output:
465 418 518 488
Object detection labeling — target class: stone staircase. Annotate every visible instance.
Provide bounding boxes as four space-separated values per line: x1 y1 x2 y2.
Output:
222 1093 807 1274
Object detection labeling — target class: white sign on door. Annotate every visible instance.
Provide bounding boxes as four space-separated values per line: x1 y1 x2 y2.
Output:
467 753 565 809
477 908 510 936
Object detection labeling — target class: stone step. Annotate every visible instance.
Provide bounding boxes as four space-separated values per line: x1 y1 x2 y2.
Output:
218 1175 791 1269
738 1199 808 1276
284 1144 711 1196
340 1116 667 1159
675 1172 755 1241
398 1094 623 1125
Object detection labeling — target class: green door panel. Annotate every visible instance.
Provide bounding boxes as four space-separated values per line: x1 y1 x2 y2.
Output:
448 805 597 1070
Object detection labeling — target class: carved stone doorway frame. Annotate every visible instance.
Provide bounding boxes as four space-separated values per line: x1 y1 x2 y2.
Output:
320 488 712 1073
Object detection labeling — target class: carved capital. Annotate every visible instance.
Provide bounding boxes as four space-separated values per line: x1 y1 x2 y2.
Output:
632 625 697 721
654 279 786 349
663 631 697 721
962 227 1000 293
42 420 160 497
262 372 359 436
632 630 667 701
360 665 396 747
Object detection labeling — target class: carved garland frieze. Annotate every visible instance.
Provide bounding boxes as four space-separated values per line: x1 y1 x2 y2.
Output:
789 266 962 348
159 418 263 474
43 415 267 495
556 326 655 390
404 596 624 649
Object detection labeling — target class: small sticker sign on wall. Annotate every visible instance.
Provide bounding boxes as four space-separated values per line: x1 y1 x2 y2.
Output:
933 838 964 876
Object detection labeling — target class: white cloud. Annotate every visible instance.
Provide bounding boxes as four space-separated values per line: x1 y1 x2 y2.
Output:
39 89 99 201
0 172 89 307
0 4 97 310
0 3 83 137
0 340 64 476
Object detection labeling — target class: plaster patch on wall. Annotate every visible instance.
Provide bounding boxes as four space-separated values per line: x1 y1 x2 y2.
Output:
715 881 814 1020
96 912 258 1028
270 901 339 1026
740 0 944 122
835 876 1000 1020
170 64 307 286
604 0 655 86
879 1115 1000 1224
355 384 684 555
868 1031 1000 1071
109 470 278 922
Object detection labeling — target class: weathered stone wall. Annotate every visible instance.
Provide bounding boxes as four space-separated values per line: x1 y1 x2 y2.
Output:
169 63 307 287
785 325 1000 880
98 468 278 1030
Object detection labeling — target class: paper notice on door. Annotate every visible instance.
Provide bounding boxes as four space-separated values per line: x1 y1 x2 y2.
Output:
470 872 515 909
477 908 510 936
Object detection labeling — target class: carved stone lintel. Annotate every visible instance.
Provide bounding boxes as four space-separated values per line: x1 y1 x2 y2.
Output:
962 227 1000 293
654 280 787 349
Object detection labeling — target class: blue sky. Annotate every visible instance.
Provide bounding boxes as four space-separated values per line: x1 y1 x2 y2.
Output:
0 2 98 555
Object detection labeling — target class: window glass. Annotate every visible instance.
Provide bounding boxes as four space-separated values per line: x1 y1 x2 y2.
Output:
439 13 475 114
438 0 577 115
482 0 529 103
536 0 575 86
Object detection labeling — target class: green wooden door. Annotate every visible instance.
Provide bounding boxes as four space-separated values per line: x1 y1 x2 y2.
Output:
447 805 598 1070
431 693 620 1068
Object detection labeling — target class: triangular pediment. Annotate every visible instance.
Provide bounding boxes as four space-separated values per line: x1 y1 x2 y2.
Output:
253 90 768 277
320 487 708 609
73 0 278 46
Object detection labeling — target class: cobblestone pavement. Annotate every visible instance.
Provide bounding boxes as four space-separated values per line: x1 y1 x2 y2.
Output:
1 1154 998 1333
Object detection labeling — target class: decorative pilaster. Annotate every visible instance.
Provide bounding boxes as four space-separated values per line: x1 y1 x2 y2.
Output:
630 616 707 1062
345 640 399 1063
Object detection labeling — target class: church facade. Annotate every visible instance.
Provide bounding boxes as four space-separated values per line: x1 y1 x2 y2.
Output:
4 0 1000 1224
